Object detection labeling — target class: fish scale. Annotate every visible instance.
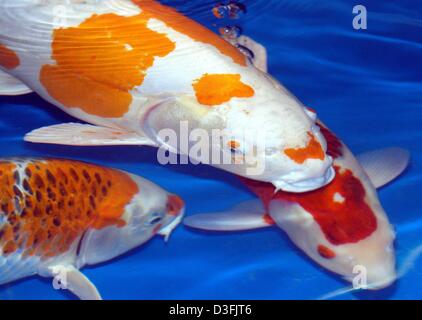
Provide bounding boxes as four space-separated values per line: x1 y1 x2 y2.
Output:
0 157 185 299
0 159 139 259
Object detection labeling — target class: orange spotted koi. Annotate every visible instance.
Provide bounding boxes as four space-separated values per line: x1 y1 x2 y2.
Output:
185 122 409 289
0 0 333 192
0 158 184 300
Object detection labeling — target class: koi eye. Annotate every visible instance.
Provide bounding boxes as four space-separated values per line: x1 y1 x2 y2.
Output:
146 212 164 226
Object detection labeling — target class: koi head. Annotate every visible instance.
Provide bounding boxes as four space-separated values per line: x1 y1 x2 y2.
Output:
203 70 334 192
217 104 334 192
77 175 184 267
266 124 334 193
123 176 185 243
142 71 333 193
272 199 396 289
267 165 396 290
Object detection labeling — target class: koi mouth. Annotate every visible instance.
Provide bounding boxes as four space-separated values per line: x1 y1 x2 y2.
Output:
272 166 335 193
158 194 185 241
158 209 185 242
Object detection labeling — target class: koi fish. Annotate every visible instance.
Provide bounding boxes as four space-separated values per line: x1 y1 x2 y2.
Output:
0 158 185 300
0 0 334 192
184 122 410 289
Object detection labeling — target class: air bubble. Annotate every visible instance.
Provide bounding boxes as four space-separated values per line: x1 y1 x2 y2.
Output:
212 4 227 19
212 1 247 20
219 25 242 41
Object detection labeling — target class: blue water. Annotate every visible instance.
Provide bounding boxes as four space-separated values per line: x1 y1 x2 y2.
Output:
0 0 421 300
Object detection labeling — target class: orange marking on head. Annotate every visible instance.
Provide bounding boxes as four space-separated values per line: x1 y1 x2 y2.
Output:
0 44 20 69
40 12 175 118
132 0 247 66
193 74 254 106
284 132 325 164
317 245 336 259
166 195 184 216
0 160 139 259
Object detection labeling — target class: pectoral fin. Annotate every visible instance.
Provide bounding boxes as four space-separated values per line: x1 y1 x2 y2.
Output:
24 123 157 147
357 147 410 188
47 265 102 300
0 70 32 96
184 199 274 231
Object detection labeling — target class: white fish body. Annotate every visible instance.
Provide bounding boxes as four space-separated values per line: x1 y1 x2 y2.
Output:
0 0 334 192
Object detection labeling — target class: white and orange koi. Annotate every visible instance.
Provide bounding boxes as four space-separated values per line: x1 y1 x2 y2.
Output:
185 122 410 289
0 158 185 299
0 0 334 192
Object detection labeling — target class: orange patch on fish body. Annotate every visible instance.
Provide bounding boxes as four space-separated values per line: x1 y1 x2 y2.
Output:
132 0 247 66
40 12 175 118
284 132 325 164
0 162 18 255
0 160 139 259
0 44 20 69
317 245 336 259
193 74 255 106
